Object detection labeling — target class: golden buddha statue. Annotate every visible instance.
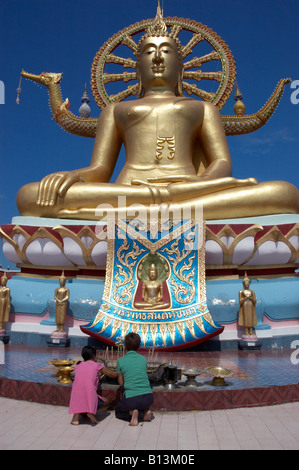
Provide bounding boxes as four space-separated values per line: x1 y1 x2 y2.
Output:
238 273 257 337
53 273 70 333
16 7 299 221
0 273 10 330
134 263 170 310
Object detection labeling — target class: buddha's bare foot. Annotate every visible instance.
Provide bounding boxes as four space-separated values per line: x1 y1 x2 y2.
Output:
129 409 139 426
87 413 99 425
143 410 152 422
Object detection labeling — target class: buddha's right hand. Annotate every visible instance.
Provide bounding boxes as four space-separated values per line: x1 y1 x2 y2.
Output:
37 171 82 206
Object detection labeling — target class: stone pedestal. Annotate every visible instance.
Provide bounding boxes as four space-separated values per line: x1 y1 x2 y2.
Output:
47 331 70 347
0 329 10 344
238 335 262 350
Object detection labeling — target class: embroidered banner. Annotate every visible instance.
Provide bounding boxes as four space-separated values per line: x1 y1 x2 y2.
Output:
81 218 224 350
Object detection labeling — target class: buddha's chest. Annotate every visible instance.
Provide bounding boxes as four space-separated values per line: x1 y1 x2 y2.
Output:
115 100 202 136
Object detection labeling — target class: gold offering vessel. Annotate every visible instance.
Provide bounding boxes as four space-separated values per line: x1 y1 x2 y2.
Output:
48 359 76 379
57 366 74 384
205 366 233 386
182 368 202 387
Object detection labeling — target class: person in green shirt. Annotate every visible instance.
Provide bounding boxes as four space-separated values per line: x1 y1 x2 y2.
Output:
116 332 154 426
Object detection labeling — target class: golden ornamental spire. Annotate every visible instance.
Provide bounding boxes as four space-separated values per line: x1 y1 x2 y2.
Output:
146 1 168 37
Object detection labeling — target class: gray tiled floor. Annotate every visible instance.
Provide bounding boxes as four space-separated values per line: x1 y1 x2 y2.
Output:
0 397 299 450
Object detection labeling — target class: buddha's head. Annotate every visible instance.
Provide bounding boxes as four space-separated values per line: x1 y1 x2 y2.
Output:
242 273 250 289
149 263 158 280
59 271 66 287
1 273 7 287
136 5 183 97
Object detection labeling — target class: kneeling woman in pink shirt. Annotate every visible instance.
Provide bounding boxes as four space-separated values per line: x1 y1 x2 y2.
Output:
69 345 117 425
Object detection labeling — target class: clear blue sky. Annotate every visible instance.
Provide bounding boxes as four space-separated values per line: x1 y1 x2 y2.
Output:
0 0 299 269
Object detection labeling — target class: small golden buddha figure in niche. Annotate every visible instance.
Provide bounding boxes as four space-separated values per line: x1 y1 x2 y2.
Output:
16 8 299 221
134 263 170 310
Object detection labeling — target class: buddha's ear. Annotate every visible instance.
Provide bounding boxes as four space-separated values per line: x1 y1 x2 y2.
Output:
176 64 184 97
136 65 144 98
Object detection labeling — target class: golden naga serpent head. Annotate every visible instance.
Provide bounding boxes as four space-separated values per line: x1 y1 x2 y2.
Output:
21 70 63 86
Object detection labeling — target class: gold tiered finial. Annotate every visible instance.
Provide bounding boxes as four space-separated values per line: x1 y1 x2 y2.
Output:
234 82 246 116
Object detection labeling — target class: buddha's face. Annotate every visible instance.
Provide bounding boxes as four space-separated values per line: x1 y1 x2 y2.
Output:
149 265 158 280
138 36 182 92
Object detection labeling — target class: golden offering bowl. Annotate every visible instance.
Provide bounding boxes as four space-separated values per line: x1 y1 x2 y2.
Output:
48 359 76 378
57 366 74 384
205 366 233 386
182 368 202 387
48 359 76 367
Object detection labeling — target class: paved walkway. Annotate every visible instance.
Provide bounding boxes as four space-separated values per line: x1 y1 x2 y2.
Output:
0 397 298 450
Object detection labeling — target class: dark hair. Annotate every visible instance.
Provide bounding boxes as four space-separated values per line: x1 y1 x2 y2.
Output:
81 345 97 361
125 332 141 351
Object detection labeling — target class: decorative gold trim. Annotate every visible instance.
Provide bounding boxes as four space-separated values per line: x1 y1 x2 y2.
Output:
109 319 122 338
159 323 168 347
205 223 299 268
140 323 149 346
185 319 197 339
149 323 158 348
0 225 31 264
53 224 107 267
242 225 299 266
203 312 218 329
167 323 176 345
193 315 208 334
176 321 186 342
2 222 298 273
